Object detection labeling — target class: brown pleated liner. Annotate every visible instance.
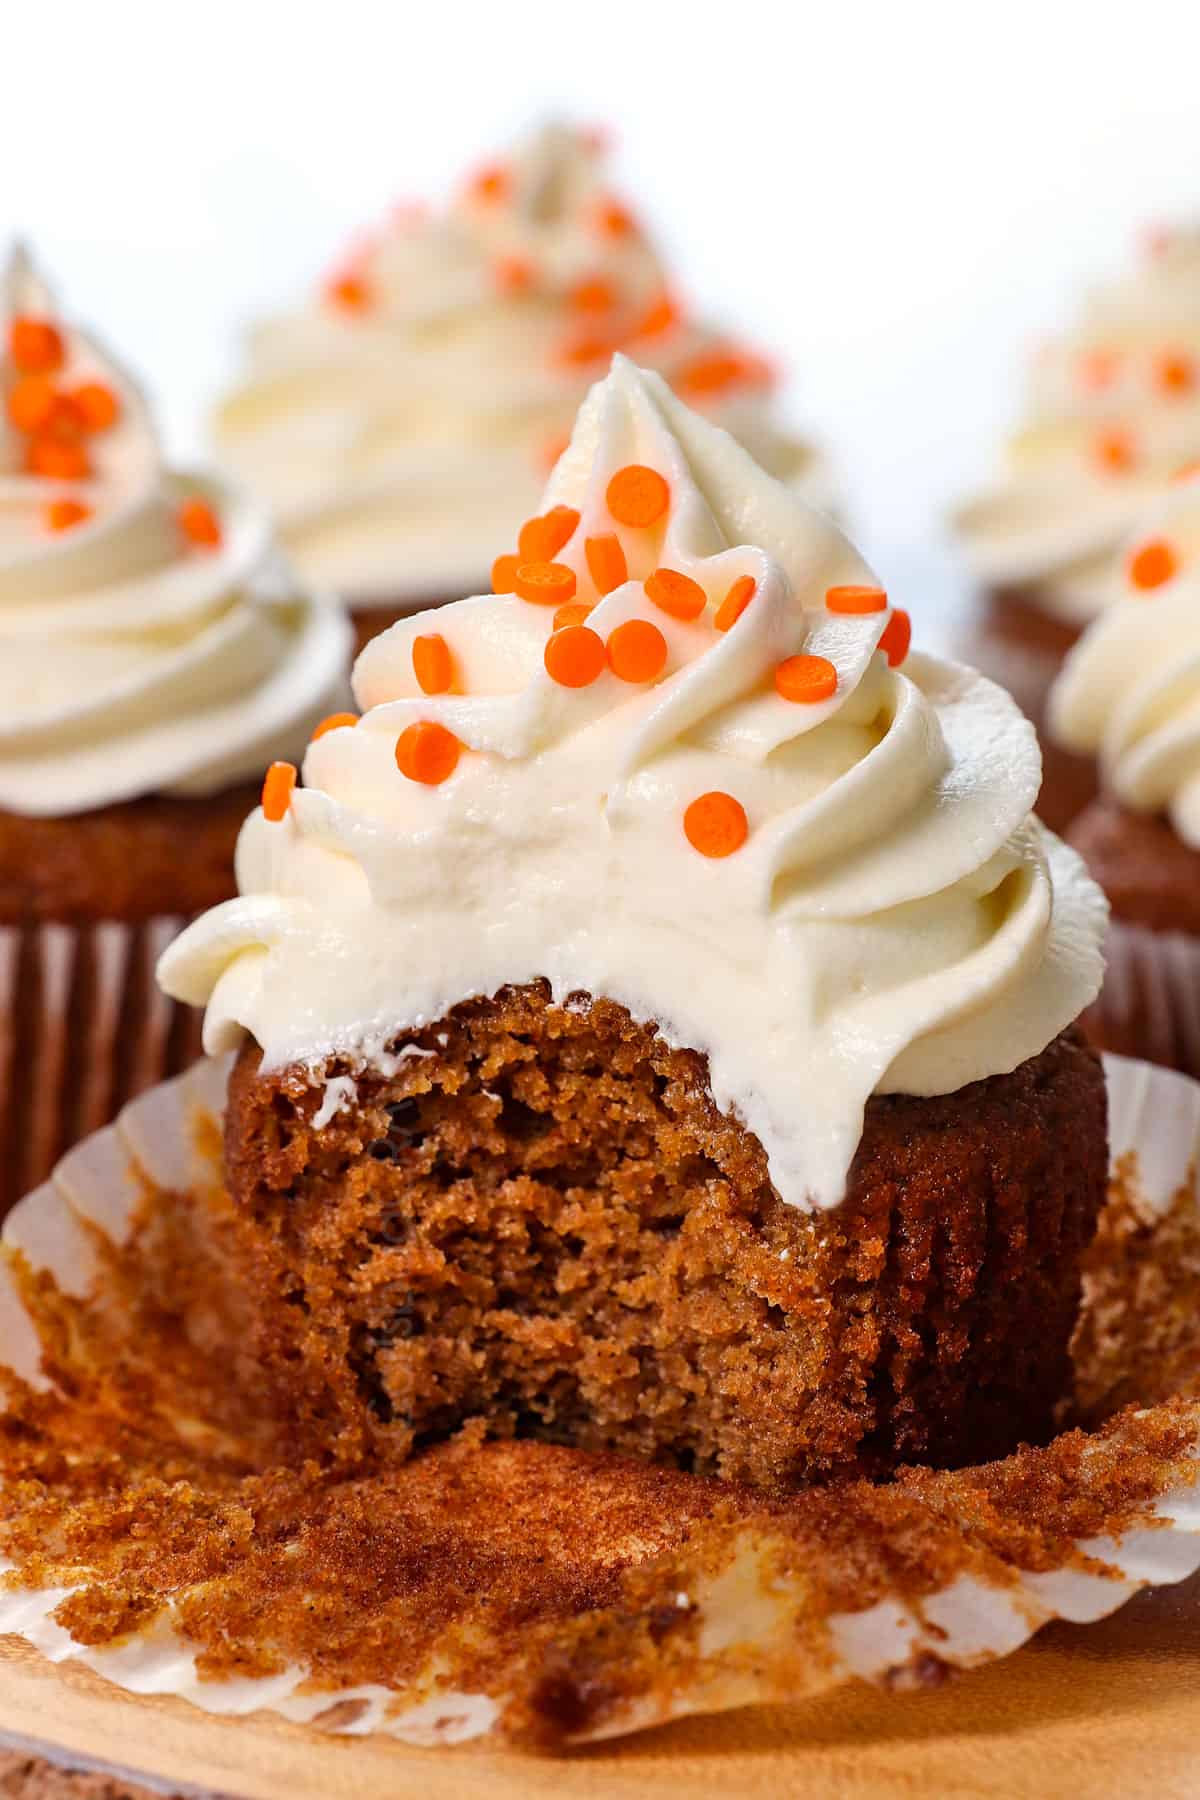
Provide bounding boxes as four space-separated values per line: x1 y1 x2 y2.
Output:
1082 918 1200 1083
0 917 203 1221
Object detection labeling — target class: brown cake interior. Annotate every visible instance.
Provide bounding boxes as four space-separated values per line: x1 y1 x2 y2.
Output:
224 984 1107 1490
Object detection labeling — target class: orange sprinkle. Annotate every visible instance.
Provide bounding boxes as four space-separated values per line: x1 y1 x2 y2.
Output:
311 712 358 740
714 575 756 632
261 761 297 822
514 560 577 606
645 566 707 622
607 618 668 683
775 653 838 703
553 601 594 630
326 273 372 313
556 329 619 369
825 583 888 614
1094 428 1136 473
678 348 749 400
569 275 618 314
585 532 628 596
878 608 913 668
1078 349 1122 391
1156 351 1196 395
633 292 681 339
72 381 121 433
395 720 461 785
518 504 580 563
9 316 65 375
469 163 510 205
683 791 748 859
26 437 89 480
492 552 520 593
5 374 57 434
1128 538 1179 591
178 498 223 549
595 197 636 238
40 393 85 442
413 632 455 695
44 498 91 533
494 255 534 295
544 623 606 688
607 464 669 529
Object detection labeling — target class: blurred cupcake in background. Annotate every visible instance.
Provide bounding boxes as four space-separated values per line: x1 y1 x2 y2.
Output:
952 223 1200 833
0 245 351 1214
1048 471 1200 1078
214 122 833 652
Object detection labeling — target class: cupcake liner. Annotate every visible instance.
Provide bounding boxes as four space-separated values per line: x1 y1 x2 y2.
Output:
0 1053 1198 1751
1083 919 1200 1082
0 917 204 1222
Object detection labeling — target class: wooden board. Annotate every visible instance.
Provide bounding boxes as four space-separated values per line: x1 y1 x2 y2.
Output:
2 1572 1200 1800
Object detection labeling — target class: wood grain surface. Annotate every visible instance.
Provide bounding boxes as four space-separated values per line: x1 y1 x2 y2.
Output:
2 1571 1199 1800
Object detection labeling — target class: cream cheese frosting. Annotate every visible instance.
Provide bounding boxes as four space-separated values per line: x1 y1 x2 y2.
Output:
0 246 352 817
1049 472 1200 847
953 225 1200 625
161 359 1106 1212
213 122 832 605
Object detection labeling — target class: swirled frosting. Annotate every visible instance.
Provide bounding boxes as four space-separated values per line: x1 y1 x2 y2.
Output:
0 246 352 816
953 225 1200 625
213 123 831 606
1049 472 1200 846
161 358 1105 1212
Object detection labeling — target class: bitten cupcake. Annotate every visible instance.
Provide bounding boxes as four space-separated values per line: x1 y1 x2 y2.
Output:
1048 472 1200 1078
162 358 1107 1492
214 122 832 654
0 246 352 1213
952 223 1200 833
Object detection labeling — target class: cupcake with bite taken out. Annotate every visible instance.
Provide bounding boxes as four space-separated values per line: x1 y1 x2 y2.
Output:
214 122 833 655
162 358 1107 1491
952 222 1200 834
1049 470 1200 1079
0 245 351 1215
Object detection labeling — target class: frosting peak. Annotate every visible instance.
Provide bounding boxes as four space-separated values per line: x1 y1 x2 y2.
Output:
162 361 1105 1211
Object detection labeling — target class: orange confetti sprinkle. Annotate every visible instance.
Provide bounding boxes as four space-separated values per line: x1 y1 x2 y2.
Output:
515 560 577 606
413 632 455 695
683 791 748 859
878 608 913 668
40 393 85 443
492 552 520 593
1094 429 1135 473
569 275 618 314
607 464 669 529
72 381 121 433
518 504 580 563
26 437 89 481
494 256 534 295
1078 349 1122 391
326 273 372 313
469 163 510 204
9 316 65 375
1156 351 1196 395
825 583 888 614
585 532 628 596
645 567 707 622
775 653 838 703
633 292 681 339
178 498 223 549
553 601 594 631
714 575 756 632
544 623 606 688
556 329 619 369
261 761 297 822
5 374 57 434
678 348 751 401
311 712 358 740
395 720 461 785
607 618 668 683
595 196 636 238
1128 538 1179 591
44 498 91 533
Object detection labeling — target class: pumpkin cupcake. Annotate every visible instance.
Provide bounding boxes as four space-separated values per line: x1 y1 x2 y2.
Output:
214 122 833 654
952 222 1200 832
0 246 351 1212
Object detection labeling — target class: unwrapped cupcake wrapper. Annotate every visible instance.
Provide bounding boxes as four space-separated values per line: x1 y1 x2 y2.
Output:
1084 919 1200 1083
0 916 203 1221
1 1053 1199 1750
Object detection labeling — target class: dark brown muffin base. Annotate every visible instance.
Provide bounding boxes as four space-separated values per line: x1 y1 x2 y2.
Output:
223 985 1107 1490
1069 799 1200 937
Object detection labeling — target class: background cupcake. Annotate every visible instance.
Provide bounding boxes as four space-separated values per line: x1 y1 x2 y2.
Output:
0 245 351 1213
1049 471 1200 1077
213 122 833 653
952 224 1200 832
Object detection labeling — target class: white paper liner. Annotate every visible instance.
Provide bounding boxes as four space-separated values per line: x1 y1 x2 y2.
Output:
0 1051 1198 1750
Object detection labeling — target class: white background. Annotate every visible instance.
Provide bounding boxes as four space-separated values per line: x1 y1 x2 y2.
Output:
6 0 1200 590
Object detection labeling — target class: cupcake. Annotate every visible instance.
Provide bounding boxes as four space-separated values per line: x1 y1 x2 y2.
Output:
952 223 1200 833
1048 471 1200 1077
161 357 1107 1491
214 122 833 654
0 245 352 1214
